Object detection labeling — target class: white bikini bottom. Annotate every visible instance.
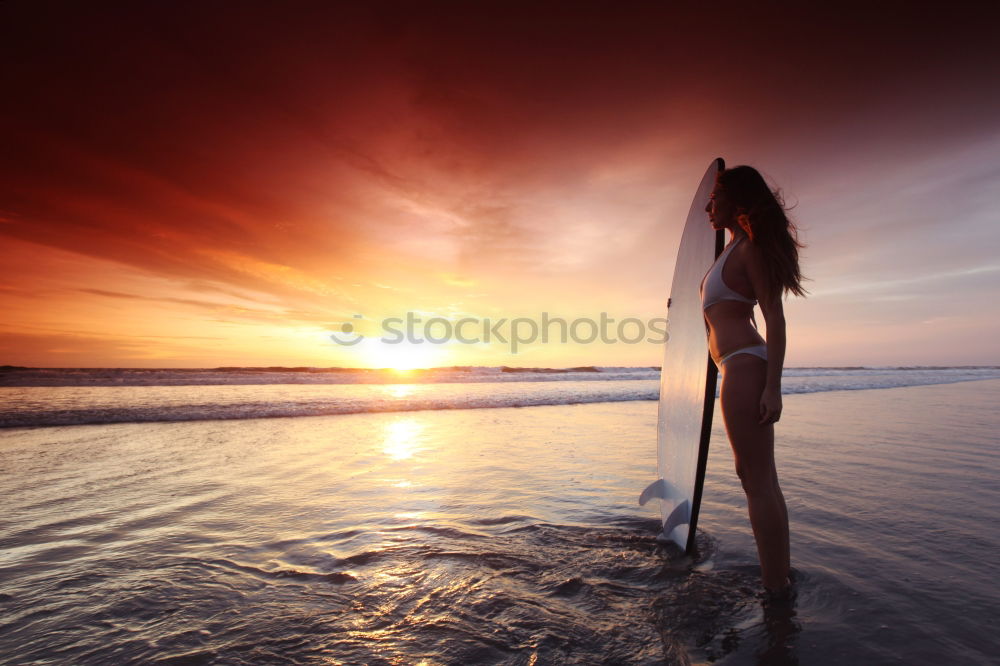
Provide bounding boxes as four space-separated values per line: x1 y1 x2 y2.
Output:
716 344 768 370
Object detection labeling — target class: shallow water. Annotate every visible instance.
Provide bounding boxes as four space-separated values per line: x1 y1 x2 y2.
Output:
1 380 998 664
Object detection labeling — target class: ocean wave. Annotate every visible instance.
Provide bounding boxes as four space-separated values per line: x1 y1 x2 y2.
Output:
4 364 998 388
2 368 1000 428
0 365 658 387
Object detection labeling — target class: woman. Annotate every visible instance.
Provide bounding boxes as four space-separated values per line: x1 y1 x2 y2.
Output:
701 165 806 596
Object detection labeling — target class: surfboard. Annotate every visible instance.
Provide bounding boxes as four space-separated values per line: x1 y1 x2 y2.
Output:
639 158 724 553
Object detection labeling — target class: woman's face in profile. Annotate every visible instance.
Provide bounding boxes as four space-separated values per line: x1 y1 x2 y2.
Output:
706 185 735 231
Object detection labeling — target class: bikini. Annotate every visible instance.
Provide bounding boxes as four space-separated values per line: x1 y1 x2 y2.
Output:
701 236 768 368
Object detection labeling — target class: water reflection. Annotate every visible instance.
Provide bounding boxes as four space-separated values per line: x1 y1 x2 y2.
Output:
382 418 424 461
383 384 417 399
654 563 802 665
756 594 801 665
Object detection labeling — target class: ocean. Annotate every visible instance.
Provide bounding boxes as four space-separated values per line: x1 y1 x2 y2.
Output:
1 367 998 664
3 365 999 428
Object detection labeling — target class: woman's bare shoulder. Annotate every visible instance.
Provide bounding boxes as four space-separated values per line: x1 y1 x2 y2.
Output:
738 238 768 269
740 240 783 303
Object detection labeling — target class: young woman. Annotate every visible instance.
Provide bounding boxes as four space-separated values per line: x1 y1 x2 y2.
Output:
701 165 806 595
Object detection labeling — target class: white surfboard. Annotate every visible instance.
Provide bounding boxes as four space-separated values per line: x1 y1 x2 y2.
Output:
640 158 724 553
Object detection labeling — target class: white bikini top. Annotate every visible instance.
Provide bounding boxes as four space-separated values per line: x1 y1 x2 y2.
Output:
701 236 757 310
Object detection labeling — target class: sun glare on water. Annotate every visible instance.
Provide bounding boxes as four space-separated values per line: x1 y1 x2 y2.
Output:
383 418 424 461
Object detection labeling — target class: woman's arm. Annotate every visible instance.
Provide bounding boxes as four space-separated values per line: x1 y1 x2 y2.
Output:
746 244 785 424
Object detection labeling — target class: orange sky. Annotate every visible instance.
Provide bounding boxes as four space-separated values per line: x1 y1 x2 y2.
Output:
2 3 999 368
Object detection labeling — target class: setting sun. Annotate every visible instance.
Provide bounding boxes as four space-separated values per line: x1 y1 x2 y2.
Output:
353 338 452 372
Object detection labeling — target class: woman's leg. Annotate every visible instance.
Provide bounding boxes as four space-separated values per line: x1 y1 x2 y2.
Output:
719 354 790 591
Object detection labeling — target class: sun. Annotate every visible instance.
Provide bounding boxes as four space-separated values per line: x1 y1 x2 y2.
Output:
353 338 450 372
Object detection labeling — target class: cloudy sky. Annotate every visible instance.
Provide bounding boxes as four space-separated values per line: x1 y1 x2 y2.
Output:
2 2 998 368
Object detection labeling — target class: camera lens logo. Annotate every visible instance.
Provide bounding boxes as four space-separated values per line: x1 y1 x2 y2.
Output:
329 314 364 346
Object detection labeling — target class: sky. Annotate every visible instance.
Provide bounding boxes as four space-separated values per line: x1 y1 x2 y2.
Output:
2 2 999 368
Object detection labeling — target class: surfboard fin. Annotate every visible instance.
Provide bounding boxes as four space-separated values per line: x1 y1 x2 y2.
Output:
660 500 690 539
639 479 668 506
638 478 685 506
640 480 691 540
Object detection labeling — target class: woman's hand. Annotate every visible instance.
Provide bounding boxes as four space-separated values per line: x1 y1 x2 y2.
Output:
759 388 782 425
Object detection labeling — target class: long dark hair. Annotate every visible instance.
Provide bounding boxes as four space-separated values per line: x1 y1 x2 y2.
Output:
717 165 807 298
